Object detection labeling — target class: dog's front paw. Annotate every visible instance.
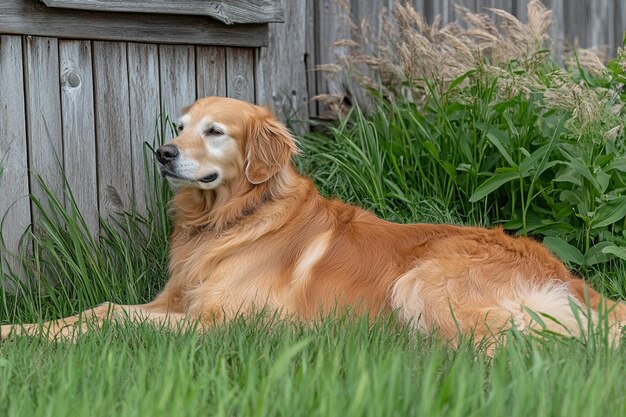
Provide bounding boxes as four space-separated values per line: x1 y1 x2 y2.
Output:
0 324 16 342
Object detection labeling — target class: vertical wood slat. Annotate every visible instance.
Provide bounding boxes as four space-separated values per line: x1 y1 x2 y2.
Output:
348 0 394 115
314 0 352 118
196 46 226 98
514 0 529 22
254 46 267 106
255 0 310 132
159 44 196 139
93 41 132 220
305 0 317 118
226 47 255 102
351 0 393 50
424 0 451 25
0 35 30 274
564 0 589 48
127 43 159 213
590 0 614 50
616 0 626 50
23 36 63 224
540 0 564 57
59 40 98 233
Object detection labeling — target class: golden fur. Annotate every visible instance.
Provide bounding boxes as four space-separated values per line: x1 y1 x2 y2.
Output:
3 96 625 348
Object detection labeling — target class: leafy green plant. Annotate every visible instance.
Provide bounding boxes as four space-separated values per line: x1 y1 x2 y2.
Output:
303 54 626 273
312 0 626 272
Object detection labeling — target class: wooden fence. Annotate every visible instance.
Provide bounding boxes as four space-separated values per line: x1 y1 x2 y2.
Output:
263 0 626 124
0 37 259 264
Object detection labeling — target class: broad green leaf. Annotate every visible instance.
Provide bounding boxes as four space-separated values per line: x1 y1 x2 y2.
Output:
601 244 626 261
594 153 614 168
535 160 563 177
559 190 582 205
559 152 603 193
469 171 519 202
555 169 582 187
596 170 611 195
447 69 476 92
503 218 523 230
486 132 516 167
590 196 626 229
559 190 581 206
518 142 558 177
441 161 457 179
422 141 440 158
607 158 626 172
456 163 472 172
584 242 615 266
543 236 584 265
527 222 577 235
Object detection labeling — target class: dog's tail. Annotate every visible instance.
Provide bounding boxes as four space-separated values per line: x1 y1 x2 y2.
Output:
500 280 625 342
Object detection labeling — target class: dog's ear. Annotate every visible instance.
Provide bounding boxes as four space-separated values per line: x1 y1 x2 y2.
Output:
245 109 298 184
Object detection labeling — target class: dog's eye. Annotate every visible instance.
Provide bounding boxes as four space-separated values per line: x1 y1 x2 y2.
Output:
205 126 224 136
175 123 183 134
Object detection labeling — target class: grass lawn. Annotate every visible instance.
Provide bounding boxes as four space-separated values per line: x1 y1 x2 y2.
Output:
3 312 626 417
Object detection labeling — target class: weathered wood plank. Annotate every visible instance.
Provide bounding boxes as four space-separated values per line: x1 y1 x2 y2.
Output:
59 40 98 234
589 0 614 50
0 35 30 275
128 43 160 213
305 0 317 118
351 0 393 44
159 44 196 137
226 47 255 102
349 0 393 113
42 0 284 25
196 46 226 98
23 36 63 225
255 0 309 131
424 0 452 25
93 41 132 220
550 0 565 55
314 0 352 118
514 0 529 21
616 0 626 50
254 47 267 106
564 0 589 48
0 0 269 47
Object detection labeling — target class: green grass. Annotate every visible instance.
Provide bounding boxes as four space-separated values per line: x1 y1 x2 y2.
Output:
3 315 626 417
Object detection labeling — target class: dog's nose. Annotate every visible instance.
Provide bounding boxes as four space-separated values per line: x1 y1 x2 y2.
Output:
156 144 179 164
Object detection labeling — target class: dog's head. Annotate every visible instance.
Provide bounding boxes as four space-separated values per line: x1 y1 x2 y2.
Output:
156 97 298 190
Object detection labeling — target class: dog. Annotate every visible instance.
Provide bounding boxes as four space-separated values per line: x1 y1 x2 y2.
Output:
2 96 625 347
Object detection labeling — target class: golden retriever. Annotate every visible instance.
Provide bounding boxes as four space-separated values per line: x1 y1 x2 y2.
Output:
2 96 625 347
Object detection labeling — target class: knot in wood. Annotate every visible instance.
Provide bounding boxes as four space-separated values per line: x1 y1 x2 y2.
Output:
63 71 81 88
